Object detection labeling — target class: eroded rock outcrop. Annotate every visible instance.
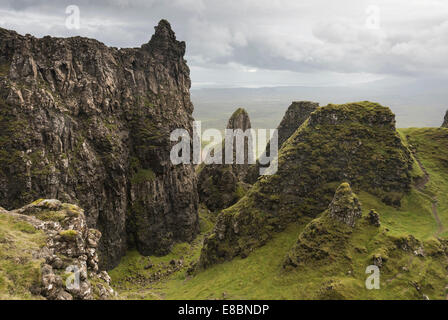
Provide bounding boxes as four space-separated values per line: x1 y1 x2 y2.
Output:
283 183 362 268
199 102 414 268
2 199 115 300
247 101 318 183
0 20 199 268
328 183 362 228
367 209 381 227
276 101 319 147
197 108 252 211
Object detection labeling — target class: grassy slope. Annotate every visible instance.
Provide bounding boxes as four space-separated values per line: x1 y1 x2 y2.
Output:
110 128 448 300
0 212 46 299
400 128 448 237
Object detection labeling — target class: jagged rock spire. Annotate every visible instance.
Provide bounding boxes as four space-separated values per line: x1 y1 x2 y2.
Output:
197 107 253 212
154 19 176 39
328 182 362 227
0 20 198 269
143 19 186 57
246 101 318 184
227 108 251 131
277 101 318 147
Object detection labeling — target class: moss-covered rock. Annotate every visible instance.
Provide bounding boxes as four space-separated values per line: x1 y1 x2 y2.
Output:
328 183 362 227
283 183 361 268
247 101 319 183
198 107 253 212
199 101 414 268
0 199 116 299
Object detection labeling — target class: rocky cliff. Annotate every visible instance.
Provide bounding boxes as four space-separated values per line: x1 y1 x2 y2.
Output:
197 108 252 211
199 101 414 268
0 20 199 269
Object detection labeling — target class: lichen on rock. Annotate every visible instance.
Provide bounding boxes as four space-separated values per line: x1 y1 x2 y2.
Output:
328 183 362 228
2 199 115 300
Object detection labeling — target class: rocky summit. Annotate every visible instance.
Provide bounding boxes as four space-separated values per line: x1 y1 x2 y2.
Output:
199 102 414 268
0 20 199 269
247 101 319 183
276 101 319 148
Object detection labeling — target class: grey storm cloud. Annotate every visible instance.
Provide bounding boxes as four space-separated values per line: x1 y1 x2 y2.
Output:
0 0 448 87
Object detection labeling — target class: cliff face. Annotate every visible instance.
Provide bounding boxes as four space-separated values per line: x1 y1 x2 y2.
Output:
0 20 199 269
247 101 318 183
277 101 319 147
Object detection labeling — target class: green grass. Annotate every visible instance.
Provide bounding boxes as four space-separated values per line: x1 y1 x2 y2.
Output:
159 189 446 299
59 229 78 240
0 213 46 299
108 127 448 300
358 190 436 239
111 206 448 299
400 128 448 231
131 168 155 184
109 205 215 299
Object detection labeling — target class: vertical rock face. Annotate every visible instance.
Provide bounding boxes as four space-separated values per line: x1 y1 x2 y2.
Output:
246 101 318 183
0 20 199 269
226 107 251 131
226 108 252 180
328 183 362 228
197 108 252 211
442 110 448 128
277 101 319 147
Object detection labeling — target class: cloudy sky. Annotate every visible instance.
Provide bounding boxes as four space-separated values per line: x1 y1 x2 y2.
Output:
0 0 447 88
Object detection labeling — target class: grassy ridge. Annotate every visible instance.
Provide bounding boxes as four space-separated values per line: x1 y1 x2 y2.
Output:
400 128 448 236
